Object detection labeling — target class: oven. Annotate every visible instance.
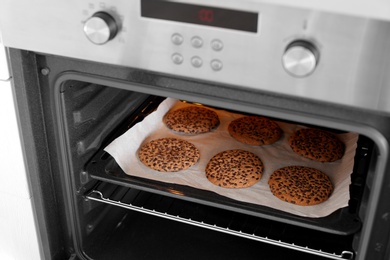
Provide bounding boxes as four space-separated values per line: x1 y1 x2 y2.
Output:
1 0 390 259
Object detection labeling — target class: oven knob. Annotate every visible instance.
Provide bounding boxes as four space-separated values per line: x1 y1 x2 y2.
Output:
83 12 118 45
282 41 319 77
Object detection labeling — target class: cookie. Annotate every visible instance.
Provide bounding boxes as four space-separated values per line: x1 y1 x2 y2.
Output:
163 106 220 135
138 138 200 172
289 128 345 162
268 166 333 206
205 149 263 188
228 116 283 145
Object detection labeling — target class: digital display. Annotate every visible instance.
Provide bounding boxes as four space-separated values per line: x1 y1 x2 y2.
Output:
141 0 258 33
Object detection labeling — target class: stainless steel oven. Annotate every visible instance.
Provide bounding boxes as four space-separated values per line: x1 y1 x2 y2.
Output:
1 0 390 259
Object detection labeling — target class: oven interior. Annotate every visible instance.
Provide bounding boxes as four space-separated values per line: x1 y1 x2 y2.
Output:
11 50 389 260
53 75 376 260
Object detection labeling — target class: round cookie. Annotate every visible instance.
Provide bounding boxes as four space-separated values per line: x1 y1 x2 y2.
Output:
228 116 282 146
205 149 263 188
138 138 200 172
163 106 220 135
268 166 333 206
289 128 345 162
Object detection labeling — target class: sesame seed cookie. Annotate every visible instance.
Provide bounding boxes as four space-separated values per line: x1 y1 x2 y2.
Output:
138 138 200 172
268 166 333 206
228 116 282 146
163 106 220 135
205 149 263 188
289 128 345 162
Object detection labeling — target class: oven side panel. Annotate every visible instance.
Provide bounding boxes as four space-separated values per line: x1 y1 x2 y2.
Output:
7 50 70 258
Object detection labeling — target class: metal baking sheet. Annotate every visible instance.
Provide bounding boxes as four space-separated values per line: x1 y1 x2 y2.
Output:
86 96 370 235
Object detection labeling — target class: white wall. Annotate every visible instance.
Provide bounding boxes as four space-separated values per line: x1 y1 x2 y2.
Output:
0 39 42 259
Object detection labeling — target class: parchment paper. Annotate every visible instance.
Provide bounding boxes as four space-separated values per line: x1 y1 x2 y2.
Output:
104 98 359 218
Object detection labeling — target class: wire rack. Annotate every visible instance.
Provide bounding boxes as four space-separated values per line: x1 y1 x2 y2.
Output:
85 181 355 260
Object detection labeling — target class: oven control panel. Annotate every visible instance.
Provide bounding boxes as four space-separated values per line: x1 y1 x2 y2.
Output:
1 0 390 113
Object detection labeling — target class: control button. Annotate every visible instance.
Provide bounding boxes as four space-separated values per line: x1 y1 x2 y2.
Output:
282 40 319 77
172 53 184 65
171 33 184 45
191 56 203 68
191 36 203 48
84 12 119 45
211 39 224 51
210 59 223 71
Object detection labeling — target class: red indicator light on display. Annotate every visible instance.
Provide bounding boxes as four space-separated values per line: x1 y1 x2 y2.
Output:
198 8 214 23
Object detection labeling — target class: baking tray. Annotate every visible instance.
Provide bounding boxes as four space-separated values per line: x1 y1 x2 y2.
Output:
85 96 371 235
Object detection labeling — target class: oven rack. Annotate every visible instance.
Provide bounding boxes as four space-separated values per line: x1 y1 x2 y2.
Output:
85 181 354 260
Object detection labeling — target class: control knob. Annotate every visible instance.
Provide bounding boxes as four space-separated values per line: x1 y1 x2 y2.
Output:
282 40 319 77
83 12 118 45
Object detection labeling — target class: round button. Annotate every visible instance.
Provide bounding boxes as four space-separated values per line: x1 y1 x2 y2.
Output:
211 39 224 51
84 12 118 45
210 59 223 71
191 56 203 68
282 40 319 77
191 36 203 48
171 33 183 45
172 53 184 65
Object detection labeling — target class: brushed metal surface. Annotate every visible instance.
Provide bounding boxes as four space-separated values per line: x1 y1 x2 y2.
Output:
1 0 390 113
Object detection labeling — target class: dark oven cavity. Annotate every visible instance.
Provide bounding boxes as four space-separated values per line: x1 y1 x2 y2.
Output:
58 79 371 259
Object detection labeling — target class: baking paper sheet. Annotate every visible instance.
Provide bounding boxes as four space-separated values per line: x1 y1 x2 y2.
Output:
104 98 359 218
